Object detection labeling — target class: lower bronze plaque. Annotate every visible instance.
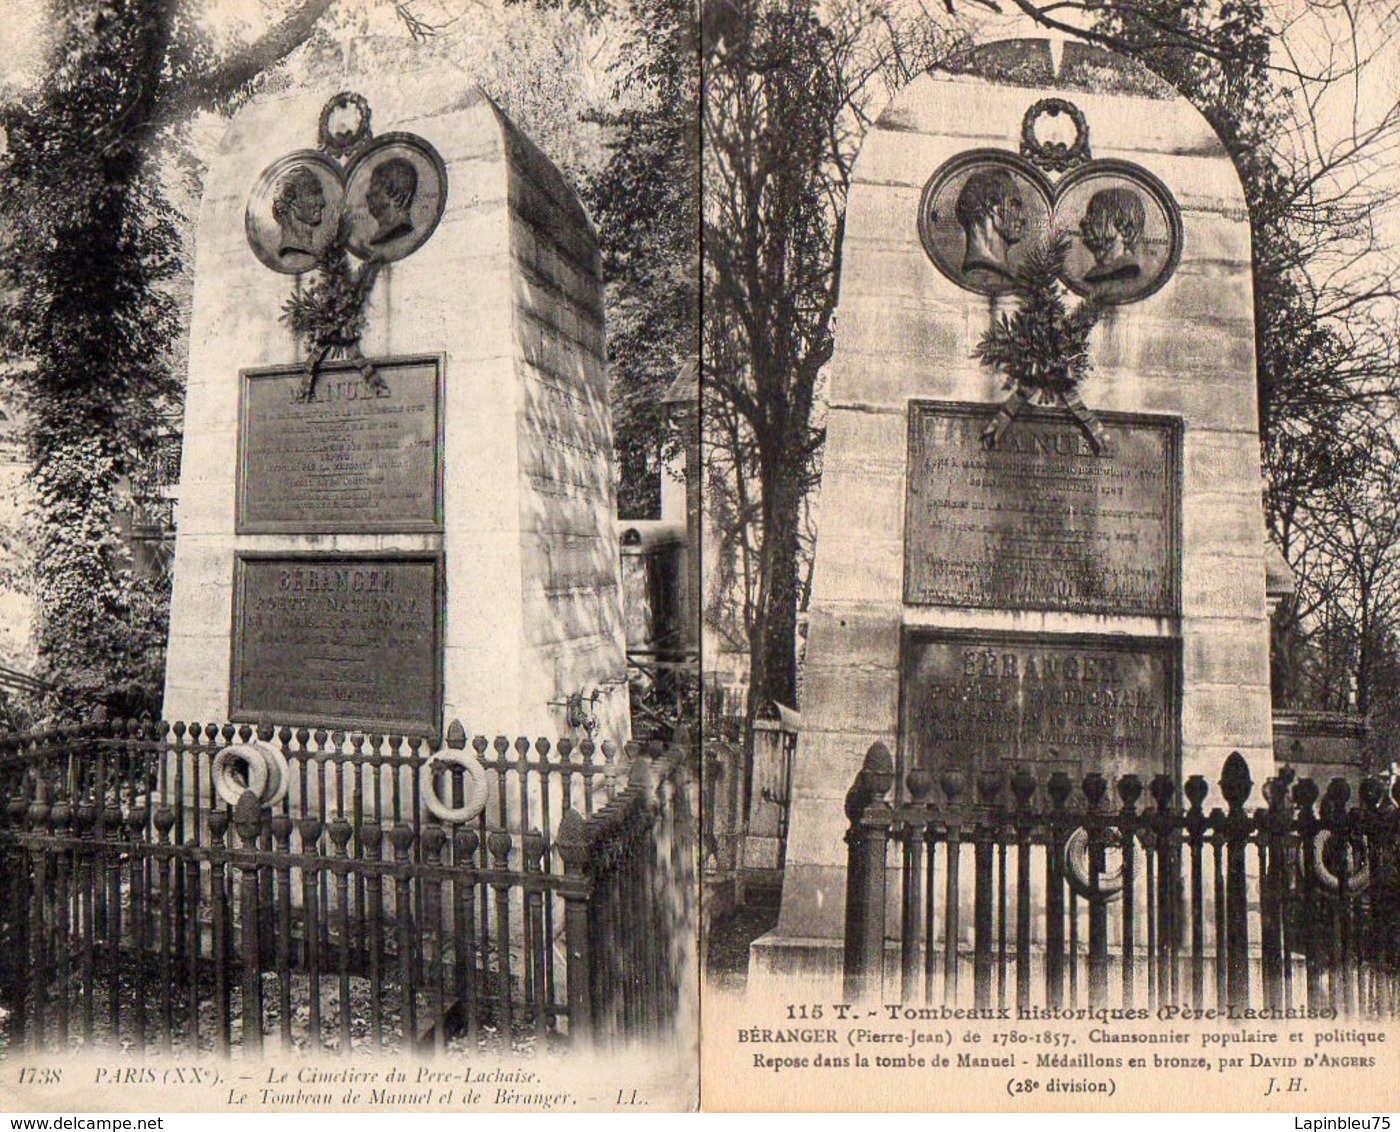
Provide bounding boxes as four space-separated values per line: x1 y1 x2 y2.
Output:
905 402 1181 616
231 553 442 737
902 630 1178 785
237 355 442 533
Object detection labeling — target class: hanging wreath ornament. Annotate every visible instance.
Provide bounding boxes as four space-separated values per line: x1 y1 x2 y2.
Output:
1020 97 1091 174
973 232 1108 453
420 746 491 825
319 91 372 157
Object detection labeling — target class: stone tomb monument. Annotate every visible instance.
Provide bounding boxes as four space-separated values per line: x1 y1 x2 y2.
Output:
163 74 628 745
754 39 1273 980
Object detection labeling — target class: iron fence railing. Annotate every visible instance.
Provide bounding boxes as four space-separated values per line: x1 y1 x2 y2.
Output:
0 717 695 1053
842 744 1400 1017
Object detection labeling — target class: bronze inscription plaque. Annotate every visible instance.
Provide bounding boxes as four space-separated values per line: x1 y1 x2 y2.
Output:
902 631 1177 784
238 356 442 533
904 403 1180 616
231 554 442 737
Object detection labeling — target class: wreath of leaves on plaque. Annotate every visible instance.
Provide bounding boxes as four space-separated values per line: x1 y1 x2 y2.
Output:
1020 97 1091 174
319 91 372 156
279 224 386 400
973 233 1107 452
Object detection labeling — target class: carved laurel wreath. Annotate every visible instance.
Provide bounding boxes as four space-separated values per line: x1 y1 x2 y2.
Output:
1020 97 1091 173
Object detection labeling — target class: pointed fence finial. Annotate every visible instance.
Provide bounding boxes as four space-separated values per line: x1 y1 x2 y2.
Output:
1219 751 1253 809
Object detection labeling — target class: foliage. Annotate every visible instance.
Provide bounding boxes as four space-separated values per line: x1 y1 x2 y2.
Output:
0 0 337 720
1269 433 1400 718
704 0 844 713
280 222 382 393
585 0 700 518
704 0 963 714
0 1 183 718
972 235 1099 400
31 443 170 719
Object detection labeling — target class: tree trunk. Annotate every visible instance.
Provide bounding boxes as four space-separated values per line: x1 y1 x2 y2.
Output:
749 448 802 717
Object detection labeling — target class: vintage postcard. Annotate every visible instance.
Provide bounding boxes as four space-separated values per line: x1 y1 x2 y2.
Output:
0 0 698 1114
699 0 1400 1113
4 0 1400 1118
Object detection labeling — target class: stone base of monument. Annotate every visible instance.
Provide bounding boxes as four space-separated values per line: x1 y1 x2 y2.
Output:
748 932 847 995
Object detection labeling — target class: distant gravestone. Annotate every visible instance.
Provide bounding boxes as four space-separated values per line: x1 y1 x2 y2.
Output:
755 38 1273 977
162 70 628 744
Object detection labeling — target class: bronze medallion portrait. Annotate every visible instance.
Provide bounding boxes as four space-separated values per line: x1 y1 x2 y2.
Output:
244 151 345 274
918 150 1053 296
1055 160 1182 304
343 133 448 264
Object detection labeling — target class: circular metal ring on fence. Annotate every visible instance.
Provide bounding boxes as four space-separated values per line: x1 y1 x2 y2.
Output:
257 740 291 809
212 745 269 808
421 748 490 824
1306 830 1371 894
1064 826 1128 901
211 740 289 809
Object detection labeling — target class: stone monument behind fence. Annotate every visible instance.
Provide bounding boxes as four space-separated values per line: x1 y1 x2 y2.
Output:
754 38 1273 981
162 71 628 746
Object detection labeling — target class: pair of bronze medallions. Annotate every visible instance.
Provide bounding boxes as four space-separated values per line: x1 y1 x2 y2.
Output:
247 97 1172 299
245 91 448 274
919 99 1183 304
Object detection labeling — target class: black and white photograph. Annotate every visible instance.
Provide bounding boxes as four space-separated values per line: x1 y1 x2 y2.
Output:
4 0 1400 1120
700 0 1400 1112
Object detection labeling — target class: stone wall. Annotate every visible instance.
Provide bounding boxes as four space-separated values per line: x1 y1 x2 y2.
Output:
507 126 629 740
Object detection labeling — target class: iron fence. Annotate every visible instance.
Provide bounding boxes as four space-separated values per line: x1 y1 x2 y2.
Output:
842 744 1400 1016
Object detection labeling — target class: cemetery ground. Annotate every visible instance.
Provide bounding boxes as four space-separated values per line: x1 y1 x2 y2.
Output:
705 886 780 993
0 937 548 1056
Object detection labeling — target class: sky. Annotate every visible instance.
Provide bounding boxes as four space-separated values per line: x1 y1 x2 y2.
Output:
962 2 1400 269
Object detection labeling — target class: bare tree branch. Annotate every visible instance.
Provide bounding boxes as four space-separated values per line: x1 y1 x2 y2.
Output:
153 0 337 123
